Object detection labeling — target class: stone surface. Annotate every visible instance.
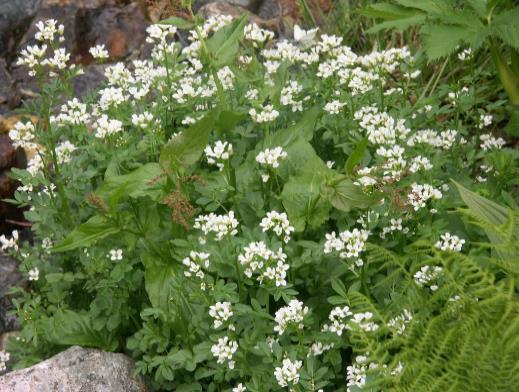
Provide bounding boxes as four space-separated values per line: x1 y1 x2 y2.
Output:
0 135 19 170
194 0 262 12
0 346 150 392
0 256 23 334
0 59 19 114
0 0 42 62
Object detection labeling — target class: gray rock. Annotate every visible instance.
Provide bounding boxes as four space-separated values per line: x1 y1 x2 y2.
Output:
0 59 19 114
0 0 41 62
194 0 263 12
258 0 281 19
0 345 149 392
0 256 23 334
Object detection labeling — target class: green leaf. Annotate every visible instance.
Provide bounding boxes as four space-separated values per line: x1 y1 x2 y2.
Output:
159 16 194 30
394 0 451 14
42 310 118 351
505 107 519 136
357 3 422 20
492 8 519 50
322 177 382 212
421 24 474 60
367 15 426 33
96 163 162 208
465 0 487 18
145 264 176 311
53 215 120 252
344 138 368 175
281 166 330 231
160 109 218 172
206 15 248 68
214 110 247 132
269 106 321 146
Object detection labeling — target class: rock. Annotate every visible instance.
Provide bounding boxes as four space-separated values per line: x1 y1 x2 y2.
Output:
194 0 262 12
0 135 21 170
258 0 282 20
0 0 42 62
0 346 150 392
72 64 107 98
0 59 19 114
0 256 24 334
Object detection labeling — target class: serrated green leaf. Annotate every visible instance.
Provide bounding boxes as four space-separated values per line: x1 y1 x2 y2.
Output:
421 24 474 60
159 16 194 29
492 8 519 50
53 215 120 252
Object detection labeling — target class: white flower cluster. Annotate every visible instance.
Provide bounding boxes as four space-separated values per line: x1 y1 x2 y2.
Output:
274 358 302 387
324 228 369 266
480 133 506 151
182 251 210 289
308 341 334 357
16 44 47 75
55 140 77 164
233 383 246 392
354 105 410 145
346 355 381 391
146 24 177 45
35 19 64 42
323 306 379 335
244 23 274 47
409 155 433 173
407 183 442 211
238 241 289 286
108 249 123 261
324 100 346 115
259 211 294 243
205 141 233 171
89 44 109 59
414 265 443 291
193 211 239 241
256 147 288 169
280 80 304 112
387 309 413 335
380 218 409 239
28 267 39 281
211 336 238 369
131 112 155 130
249 104 279 123
209 302 233 329
435 232 465 252
94 115 123 139
51 98 91 127
273 299 309 335
9 121 37 150
0 350 10 372
478 113 493 129
0 230 19 252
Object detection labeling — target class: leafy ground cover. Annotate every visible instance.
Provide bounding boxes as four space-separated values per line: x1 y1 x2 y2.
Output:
1 2 519 391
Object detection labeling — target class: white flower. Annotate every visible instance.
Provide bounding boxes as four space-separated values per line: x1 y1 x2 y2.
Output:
407 183 442 211
211 336 238 369
0 350 10 372
35 19 64 42
209 302 233 329
94 115 123 139
256 147 287 169
233 383 246 392
55 141 76 164
131 112 155 130
182 251 210 283
238 242 289 287
388 309 413 335
193 211 239 241
274 299 309 335
274 358 302 387
50 98 90 127
293 24 318 45
8 121 37 150
414 265 443 291
245 89 258 101
244 23 274 47
89 44 109 59
28 267 39 281
435 232 465 252
205 141 233 171
249 104 279 123
108 249 123 261
260 211 294 243
146 24 177 44
480 133 506 150
324 229 369 261
324 100 346 115
0 230 19 251
308 342 334 357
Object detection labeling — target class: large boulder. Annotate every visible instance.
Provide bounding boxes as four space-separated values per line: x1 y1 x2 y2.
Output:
0 256 24 334
0 346 149 392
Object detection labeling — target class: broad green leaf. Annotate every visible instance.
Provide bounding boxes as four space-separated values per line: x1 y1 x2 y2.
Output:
53 215 120 252
281 165 330 231
42 310 118 351
279 138 329 181
96 163 162 208
322 177 382 212
367 15 426 33
357 3 422 20
344 138 368 174
269 106 321 146
505 107 519 136
159 16 194 29
214 110 248 131
145 264 176 311
206 15 248 68
394 0 452 14
160 109 218 171
465 0 488 18
421 24 474 60
492 8 519 50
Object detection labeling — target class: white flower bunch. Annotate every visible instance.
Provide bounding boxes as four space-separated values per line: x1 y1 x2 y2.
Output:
308 341 334 357
193 211 239 241
324 228 369 265
244 23 274 47
0 230 19 251
108 249 123 261
209 302 233 329
146 24 177 44
259 211 295 243
35 19 64 43
324 100 346 114
388 309 413 335
211 336 238 369
8 121 37 150
89 44 109 59
16 44 47 75
273 299 309 335
407 183 442 211
409 156 433 173
51 98 90 127
480 133 506 150
280 80 304 112
238 241 289 287
414 265 443 291
351 312 379 333
131 112 155 130
233 383 246 392
478 113 493 129
435 232 465 252
256 147 287 170
346 355 370 391
322 305 352 336
205 141 233 171
94 115 123 139
182 251 210 280
0 350 10 372
42 47 70 72
249 104 279 123
215 66 235 90
27 154 44 176
55 141 77 164
274 358 303 387
28 267 39 281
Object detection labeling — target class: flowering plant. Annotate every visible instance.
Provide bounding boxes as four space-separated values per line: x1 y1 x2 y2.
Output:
2 11 519 392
